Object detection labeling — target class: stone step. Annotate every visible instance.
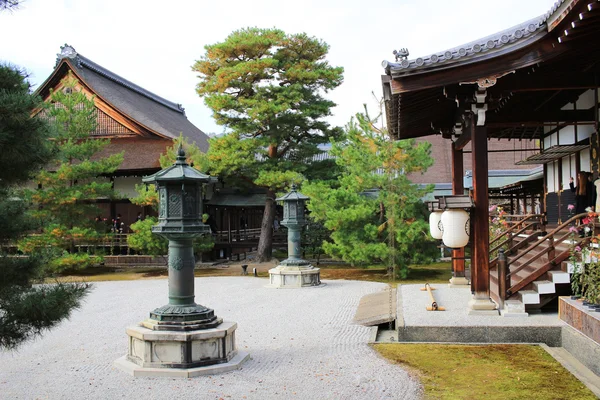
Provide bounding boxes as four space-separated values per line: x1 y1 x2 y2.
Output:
500 299 528 317
518 290 540 305
548 270 570 284
533 280 555 295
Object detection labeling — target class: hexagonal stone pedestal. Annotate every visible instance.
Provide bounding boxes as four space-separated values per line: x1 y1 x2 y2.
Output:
268 264 322 288
114 321 249 377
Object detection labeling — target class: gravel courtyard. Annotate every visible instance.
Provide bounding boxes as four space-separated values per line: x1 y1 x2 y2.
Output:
0 277 421 400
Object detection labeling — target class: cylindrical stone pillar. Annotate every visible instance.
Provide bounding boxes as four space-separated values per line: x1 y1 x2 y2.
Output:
167 239 195 306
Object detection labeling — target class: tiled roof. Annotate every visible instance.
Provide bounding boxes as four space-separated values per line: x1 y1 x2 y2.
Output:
39 45 209 152
382 1 581 77
382 16 547 77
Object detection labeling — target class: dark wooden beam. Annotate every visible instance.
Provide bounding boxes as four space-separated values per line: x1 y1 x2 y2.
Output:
451 142 466 279
471 122 490 299
496 74 599 93
454 131 471 150
489 109 595 124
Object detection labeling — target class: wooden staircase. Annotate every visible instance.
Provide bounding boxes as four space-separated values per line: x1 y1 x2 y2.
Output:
488 213 590 316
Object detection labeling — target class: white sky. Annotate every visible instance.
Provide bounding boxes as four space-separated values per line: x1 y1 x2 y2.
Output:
1 0 556 136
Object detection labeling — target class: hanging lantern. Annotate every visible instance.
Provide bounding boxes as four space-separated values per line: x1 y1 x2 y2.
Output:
441 209 470 248
429 211 443 239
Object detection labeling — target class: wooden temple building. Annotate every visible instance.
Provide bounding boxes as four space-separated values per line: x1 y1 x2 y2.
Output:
36 45 210 229
382 0 600 314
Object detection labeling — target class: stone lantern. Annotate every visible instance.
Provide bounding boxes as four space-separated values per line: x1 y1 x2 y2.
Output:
115 146 248 377
269 184 321 288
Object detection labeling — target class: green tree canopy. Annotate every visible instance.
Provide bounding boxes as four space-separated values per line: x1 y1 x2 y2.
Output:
20 74 124 272
0 64 90 349
193 27 343 261
304 109 438 278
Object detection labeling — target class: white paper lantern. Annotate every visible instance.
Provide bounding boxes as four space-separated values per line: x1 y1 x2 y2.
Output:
441 209 470 248
429 211 443 239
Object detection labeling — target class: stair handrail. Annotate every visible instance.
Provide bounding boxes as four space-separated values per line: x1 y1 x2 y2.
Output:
504 212 592 297
489 221 540 269
489 214 544 247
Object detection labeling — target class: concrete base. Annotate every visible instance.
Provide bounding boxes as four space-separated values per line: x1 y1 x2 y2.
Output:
468 296 499 316
114 351 249 378
500 299 529 317
116 320 246 376
448 276 470 287
268 264 322 288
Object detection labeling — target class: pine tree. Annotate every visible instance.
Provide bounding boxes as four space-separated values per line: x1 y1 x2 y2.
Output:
0 64 90 349
19 73 123 273
193 27 343 262
304 109 438 278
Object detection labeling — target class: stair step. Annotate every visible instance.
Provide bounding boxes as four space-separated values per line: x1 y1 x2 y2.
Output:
533 280 555 294
500 299 528 317
518 290 540 305
548 270 570 284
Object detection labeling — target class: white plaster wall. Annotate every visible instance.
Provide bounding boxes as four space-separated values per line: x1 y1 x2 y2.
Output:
561 155 576 190
547 160 556 193
577 124 593 141
581 147 591 172
576 89 596 109
114 176 142 199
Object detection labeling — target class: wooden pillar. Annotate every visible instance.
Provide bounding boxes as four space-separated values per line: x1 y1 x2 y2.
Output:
469 118 496 313
592 87 599 179
451 142 467 283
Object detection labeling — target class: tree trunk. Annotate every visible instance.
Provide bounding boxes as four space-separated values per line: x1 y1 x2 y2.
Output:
256 190 275 262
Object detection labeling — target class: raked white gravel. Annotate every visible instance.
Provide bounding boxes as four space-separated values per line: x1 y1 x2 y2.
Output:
0 277 421 400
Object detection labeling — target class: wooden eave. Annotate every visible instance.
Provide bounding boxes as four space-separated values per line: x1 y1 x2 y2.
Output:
384 0 600 141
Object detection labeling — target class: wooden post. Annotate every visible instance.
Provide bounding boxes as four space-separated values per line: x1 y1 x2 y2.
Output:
497 248 507 310
469 118 496 313
450 142 468 285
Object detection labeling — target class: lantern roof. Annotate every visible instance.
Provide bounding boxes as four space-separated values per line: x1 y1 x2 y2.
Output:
276 184 310 202
142 145 212 184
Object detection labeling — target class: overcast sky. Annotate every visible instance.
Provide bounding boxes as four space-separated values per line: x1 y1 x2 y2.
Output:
1 0 556 136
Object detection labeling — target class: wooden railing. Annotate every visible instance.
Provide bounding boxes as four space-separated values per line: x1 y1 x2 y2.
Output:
489 214 545 269
213 227 288 244
489 214 544 253
495 212 591 301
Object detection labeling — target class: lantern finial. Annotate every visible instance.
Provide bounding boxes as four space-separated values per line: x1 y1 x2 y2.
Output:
290 183 297 192
176 144 186 165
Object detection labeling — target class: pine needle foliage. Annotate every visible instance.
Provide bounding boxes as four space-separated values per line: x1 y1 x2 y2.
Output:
0 64 91 349
193 27 343 261
19 74 123 273
304 108 438 278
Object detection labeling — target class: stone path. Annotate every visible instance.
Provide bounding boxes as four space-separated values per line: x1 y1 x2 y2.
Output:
0 278 421 400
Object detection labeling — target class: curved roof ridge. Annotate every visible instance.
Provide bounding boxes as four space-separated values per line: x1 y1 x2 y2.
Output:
383 15 547 75
56 45 184 114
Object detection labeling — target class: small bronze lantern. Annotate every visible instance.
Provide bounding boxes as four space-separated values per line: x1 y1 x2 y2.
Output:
276 184 311 267
141 145 219 328
269 184 321 287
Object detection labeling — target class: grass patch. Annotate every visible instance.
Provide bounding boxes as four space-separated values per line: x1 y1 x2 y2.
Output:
319 262 452 286
373 343 596 400
52 261 451 284
50 267 167 282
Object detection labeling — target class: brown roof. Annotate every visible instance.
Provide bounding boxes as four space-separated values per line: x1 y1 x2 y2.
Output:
95 138 171 171
37 46 209 152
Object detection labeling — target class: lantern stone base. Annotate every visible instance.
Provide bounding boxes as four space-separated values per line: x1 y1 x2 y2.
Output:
468 296 499 315
114 321 248 377
268 264 322 288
